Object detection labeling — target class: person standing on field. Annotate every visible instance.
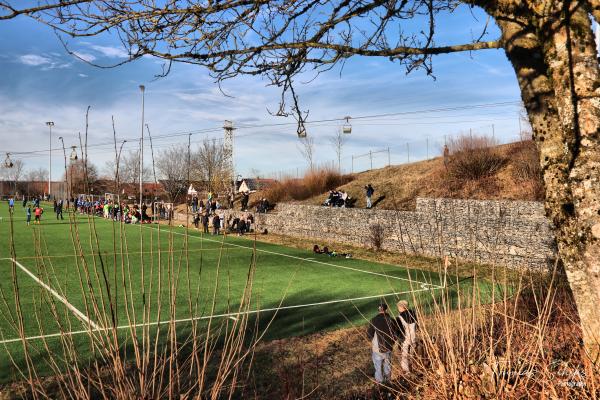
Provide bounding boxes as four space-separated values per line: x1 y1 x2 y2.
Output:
212 213 221 235
395 300 417 373
56 200 63 220
34 206 43 224
367 302 397 384
26 205 31 226
202 212 209 234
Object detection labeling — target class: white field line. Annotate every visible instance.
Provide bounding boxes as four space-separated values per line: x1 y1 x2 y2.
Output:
146 226 443 288
9 258 100 331
0 286 439 344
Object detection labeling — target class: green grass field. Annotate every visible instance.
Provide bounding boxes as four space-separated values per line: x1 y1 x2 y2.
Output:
0 202 491 384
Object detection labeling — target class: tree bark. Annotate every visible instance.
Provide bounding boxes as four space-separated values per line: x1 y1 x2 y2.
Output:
492 2 600 362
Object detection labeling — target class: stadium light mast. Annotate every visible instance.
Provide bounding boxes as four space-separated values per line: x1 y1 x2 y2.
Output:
46 121 54 199
139 85 145 211
58 136 67 199
223 120 235 194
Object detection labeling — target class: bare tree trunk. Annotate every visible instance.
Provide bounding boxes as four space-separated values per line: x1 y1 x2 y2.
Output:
495 3 600 362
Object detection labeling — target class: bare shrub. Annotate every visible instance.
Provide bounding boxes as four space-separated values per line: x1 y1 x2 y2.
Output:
262 166 354 203
509 139 544 200
368 223 384 251
446 134 506 181
511 140 541 180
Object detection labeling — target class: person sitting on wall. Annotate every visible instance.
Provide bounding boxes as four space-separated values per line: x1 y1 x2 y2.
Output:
238 218 247 236
231 217 240 231
341 190 349 207
323 191 334 207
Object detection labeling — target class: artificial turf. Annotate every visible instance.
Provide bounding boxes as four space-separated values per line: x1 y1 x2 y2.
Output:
0 202 490 383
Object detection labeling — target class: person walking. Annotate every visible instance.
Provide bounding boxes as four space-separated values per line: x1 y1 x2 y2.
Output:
8 197 14 212
395 300 417 373
56 200 63 220
443 144 450 170
192 196 198 213
365 184 375 209
228 191 234 209
241 192 249 211
367 302 397 384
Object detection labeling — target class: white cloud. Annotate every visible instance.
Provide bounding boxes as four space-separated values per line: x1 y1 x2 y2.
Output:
89 45 129 58
78 73 89 78
19 54 52 66
18 53 72 70
72 52 97 63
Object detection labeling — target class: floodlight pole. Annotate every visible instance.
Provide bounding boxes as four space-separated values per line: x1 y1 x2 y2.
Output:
58 136 68 199
46 121 54 199
139 85 145 211
116 140 127 206
187 132 192 227
138 85 146 310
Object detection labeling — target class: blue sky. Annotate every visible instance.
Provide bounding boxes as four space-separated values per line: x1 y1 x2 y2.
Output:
0 4 524 179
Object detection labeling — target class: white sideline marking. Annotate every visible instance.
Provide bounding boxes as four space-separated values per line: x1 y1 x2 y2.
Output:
9 258 100 331
0 286 438 344
147 226 443 288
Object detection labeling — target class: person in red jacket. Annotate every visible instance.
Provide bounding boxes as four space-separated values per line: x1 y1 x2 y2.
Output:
34 206 43 224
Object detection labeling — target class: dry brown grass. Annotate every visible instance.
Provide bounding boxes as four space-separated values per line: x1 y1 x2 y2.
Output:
301 140 544 210
260 166 354 204
446 134 507 181
240 266 600 400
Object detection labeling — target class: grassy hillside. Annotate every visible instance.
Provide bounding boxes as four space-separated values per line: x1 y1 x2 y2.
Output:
298 140 544 210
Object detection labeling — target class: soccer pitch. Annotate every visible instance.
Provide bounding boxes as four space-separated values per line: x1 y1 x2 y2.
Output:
0 203 474 383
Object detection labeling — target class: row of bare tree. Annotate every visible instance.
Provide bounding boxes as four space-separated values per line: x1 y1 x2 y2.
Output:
0 138 227 201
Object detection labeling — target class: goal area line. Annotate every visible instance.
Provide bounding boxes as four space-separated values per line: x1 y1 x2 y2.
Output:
0 285 442 345
143 225 444 288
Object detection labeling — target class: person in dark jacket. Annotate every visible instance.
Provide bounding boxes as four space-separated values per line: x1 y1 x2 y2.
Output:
201 212 209 234
365 184 375 208
56 200 63 220
367 302 397 383
212 214 221 235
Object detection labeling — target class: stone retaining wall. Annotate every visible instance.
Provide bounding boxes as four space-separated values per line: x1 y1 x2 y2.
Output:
176 198 557 270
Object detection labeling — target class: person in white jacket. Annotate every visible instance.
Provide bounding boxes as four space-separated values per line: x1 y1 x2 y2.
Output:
396 300 417 373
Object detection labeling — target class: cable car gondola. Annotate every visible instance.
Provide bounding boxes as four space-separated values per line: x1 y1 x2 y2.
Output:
70 146 78 161
297 124 307 138
342 116 352 134
4 153 13 168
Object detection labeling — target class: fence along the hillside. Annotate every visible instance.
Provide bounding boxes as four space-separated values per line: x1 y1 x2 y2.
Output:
261 131 527 179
